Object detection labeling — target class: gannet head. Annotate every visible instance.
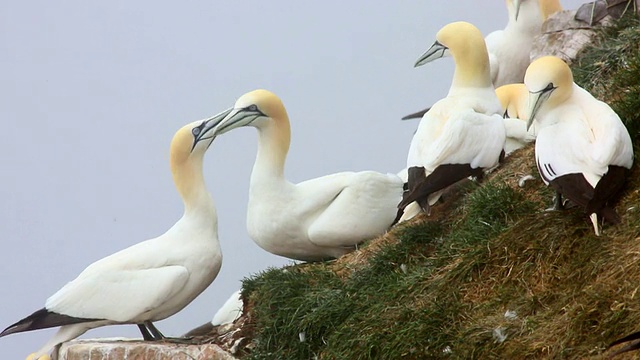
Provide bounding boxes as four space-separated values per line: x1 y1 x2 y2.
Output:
415 22 485 67
496 83 528 119
170 108 232 164
524 56 573 129
539 0 563 20
415 22 490 88
210 89 288 136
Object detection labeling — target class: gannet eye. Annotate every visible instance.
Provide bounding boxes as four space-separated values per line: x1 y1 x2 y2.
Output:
543 83 555 92
247 105 258 111
192 127 201 136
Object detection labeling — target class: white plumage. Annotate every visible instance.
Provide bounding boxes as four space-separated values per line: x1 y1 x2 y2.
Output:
400 22 506 221
524 56 633 235
400 0 562 122
485 0 562 87
211 290 243 326
1 111 231 359
208 89 404 261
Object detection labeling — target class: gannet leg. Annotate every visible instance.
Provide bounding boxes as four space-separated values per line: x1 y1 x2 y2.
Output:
144 321 165 340
548 191 564 211
137 323 155 341
144 321 194 343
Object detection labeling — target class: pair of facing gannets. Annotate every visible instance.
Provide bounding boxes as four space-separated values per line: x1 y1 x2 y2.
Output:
2 12 635 360
0 109 232 359
0 92 406 358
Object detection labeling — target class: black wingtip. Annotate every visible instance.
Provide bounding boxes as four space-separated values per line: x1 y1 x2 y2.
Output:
610 331 640 348
401 108 430 121
0 308 96 338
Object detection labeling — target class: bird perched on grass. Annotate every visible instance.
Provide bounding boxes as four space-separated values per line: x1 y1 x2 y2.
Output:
0 110 231 359
401 0 563 121
398 21 506 221
208 89 404 261
524 55 633 235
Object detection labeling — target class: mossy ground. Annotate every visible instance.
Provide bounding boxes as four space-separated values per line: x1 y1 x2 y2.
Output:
237 18 640 360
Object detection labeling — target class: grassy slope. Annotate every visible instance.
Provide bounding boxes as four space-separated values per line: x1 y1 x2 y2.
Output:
238 18 640 360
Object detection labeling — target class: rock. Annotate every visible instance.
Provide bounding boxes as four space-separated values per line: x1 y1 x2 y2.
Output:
56 338 237 360
530 9 613 64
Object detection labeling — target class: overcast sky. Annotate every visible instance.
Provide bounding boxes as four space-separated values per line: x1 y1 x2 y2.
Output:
0 1 585 358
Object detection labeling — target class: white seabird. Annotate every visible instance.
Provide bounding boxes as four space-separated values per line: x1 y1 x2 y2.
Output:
401 0 563 121
211 290 243 326
184 289 243 337
399 21 506 221
485 0 563 86
0 110 231 360
524 56 633 235
497 83 538 155
207 89 404 262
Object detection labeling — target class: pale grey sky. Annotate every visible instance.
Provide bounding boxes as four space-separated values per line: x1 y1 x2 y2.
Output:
0 1 585 358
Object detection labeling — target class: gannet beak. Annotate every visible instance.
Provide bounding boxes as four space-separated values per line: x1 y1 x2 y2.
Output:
526 84 555 130
191 107 233 151
514 0 522 21
212 105 267 136
414 41 449 67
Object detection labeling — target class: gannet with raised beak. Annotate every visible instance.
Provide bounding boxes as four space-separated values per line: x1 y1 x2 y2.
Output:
497 83 537 154
398 21 506 221
401 0 563 121
0 110 231 360
524 56 633 235
207 89 404 261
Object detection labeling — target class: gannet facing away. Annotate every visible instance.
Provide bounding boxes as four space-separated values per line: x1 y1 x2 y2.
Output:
0 110 231 359
399 22 506 221
524 56 633 235
207 89 404 261
486 0 562 86
401 0 563 121
497 83 538 154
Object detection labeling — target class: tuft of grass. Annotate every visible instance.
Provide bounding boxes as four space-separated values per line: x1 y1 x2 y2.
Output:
236 17 640 360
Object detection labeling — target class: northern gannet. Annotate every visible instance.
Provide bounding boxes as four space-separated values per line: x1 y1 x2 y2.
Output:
399 21 506 221
524 56 633 235
486 0 563 86
0 110 231 360
401 0 563 121
207 89 404 261
497 83 537 154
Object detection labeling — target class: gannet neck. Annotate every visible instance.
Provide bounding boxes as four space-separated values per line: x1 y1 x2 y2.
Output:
169 127 216 217
442 22 492 89
505 0 543 34
539 0 562 20
252 111 291 181
171 155 214 216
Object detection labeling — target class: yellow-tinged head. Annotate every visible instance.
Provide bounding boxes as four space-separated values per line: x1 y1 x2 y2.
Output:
211 88 291 147
26 353 51 360
524 55 573 129
496 83 529 119
169 108 232 167
415 22 491 88
539 0 563 20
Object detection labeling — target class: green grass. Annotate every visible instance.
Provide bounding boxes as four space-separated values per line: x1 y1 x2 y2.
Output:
238 17 640 360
